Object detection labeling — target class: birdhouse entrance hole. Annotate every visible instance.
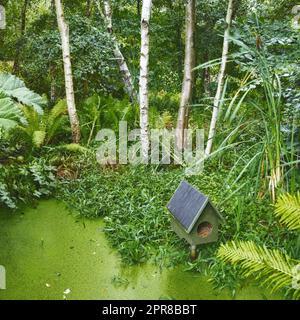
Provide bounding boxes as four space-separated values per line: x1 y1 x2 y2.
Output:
197 222 213 238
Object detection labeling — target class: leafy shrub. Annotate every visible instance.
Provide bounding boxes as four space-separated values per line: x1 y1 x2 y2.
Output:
0 158 56 209
17 99 68 148
57 156 290 269
0 73 46 130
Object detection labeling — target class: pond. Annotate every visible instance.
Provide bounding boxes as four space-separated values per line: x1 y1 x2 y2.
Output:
0 200 281 300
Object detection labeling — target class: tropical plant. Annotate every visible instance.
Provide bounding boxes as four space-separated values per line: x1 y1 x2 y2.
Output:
0 73 45 130
208 40 295 201
217 240 299 299
275 192 300 231
0 158 56 209
217 193 300 299
79 94 139 144
17 99 68 148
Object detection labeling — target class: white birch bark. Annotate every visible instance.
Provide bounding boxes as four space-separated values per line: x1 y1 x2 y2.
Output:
176 0 195 150
102 0 137 102
205 0 234 156
139 0 152 162
55 0 80 143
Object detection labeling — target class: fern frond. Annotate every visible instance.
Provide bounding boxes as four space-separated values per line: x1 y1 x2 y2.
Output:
155 111 173 129
47 99 67 127
217 241 299 297
32 130 46 148
275 192 300 231
19 105 41 134
45 99 67 143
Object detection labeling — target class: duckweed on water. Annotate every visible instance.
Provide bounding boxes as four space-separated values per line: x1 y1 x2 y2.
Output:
55 163 293 295
0 200 281 300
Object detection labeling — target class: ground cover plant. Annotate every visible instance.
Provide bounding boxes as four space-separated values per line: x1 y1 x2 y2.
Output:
0 0 299 300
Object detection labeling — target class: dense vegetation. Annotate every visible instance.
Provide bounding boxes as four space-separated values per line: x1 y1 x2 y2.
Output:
0 0 300 299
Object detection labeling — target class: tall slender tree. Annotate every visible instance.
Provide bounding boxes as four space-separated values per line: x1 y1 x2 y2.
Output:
102 0 137 102
139 0 152 162
176 0 196 150
205 0 234 156
55 0 80 143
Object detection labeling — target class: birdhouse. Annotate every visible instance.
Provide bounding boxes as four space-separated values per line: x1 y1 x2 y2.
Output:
167 181 223 247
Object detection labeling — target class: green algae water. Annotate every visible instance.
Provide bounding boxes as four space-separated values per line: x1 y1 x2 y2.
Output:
0 200 281 300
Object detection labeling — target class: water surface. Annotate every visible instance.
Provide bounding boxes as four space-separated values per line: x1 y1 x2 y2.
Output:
0 200 280 300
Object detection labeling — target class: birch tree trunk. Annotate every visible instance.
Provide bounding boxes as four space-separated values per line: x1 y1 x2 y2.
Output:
176 0 196 150
139 0 152 162
205 0 234 156
55 0 80 143
102 0 137 103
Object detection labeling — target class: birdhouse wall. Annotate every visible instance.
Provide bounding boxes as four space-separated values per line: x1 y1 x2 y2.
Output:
170 204 220 246
190 206 219 245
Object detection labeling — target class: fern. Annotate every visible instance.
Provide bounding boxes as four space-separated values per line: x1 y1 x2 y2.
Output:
33 131 46 148
154 111 173 129
45 99 67 143
17 100 67 148
217 240 300 298
275 192 300 231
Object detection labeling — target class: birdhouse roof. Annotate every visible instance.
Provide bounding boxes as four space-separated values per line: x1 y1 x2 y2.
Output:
167 181 223 233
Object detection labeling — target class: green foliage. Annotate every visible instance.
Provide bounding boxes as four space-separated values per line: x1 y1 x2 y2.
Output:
0 95 23 129
0 73 45 113
57 157 287 269
21 13 117 99
275 192 300 231
217 240 300 299
0 73 45 130
59 143 89 153
217 192 300 299
17 99 68 148
206 38 299 201
0 158 56 209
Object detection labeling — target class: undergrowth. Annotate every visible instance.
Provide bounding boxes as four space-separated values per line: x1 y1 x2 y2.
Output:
55 153 297 291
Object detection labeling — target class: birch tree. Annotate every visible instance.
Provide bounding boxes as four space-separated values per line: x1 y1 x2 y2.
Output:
55 0 80 143
102 0 137 102
139 0 152 162
205 0 234 156
176 0 196 150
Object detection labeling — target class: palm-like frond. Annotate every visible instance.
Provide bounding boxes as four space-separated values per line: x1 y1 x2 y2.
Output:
44 99 67 144
275 192 300 231
217 240 300 298
17 100 67 148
